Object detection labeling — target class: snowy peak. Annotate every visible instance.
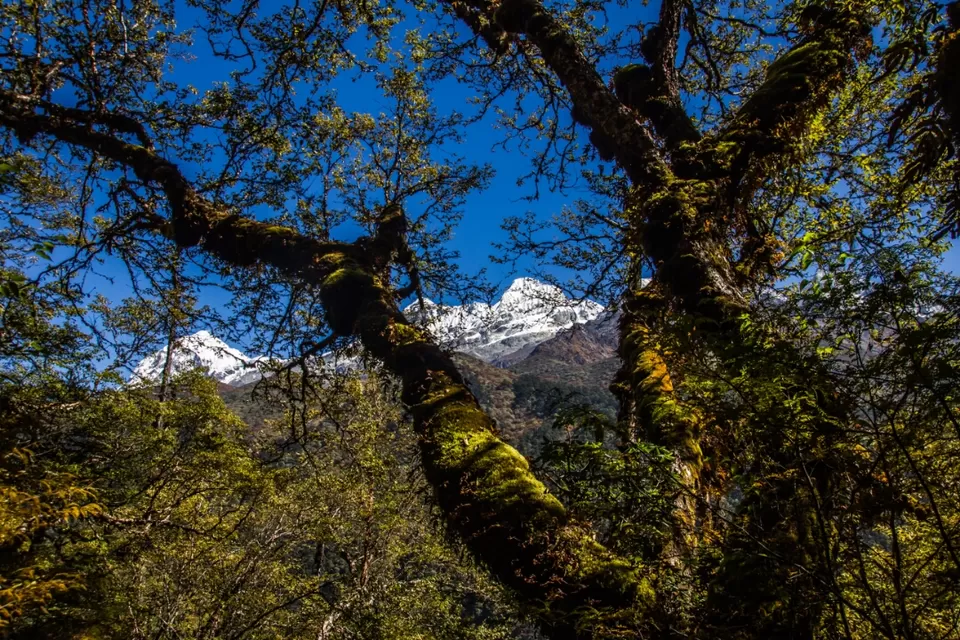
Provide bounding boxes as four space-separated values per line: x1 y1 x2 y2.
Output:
131 279 605 387
131 331 266 387
499 277 564 304
405 277 604 363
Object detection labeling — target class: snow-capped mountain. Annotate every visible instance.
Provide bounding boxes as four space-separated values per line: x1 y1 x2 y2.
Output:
404 277 604 363
130 278 605 386
130 330 267 387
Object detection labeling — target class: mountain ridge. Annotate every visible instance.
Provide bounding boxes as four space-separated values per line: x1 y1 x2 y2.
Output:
131 330 268 387
403 277 604 363
132 278 610 386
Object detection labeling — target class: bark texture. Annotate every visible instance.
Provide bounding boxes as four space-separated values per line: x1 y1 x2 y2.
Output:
0 3 885 636
612 284 703 561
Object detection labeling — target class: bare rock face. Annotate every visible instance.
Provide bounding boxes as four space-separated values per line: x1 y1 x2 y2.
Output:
404 278 604 363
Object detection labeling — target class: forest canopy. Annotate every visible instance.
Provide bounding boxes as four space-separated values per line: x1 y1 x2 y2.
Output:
1 0 959 638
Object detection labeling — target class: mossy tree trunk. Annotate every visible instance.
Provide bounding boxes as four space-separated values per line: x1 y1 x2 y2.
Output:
611 283 704 563
450 1 872 635
0 96 662 639
0 3 908 637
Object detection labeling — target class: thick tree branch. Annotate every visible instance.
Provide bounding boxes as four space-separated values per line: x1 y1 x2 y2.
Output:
683 6 871 202
441 0 747 324
639 4 870 326
448 0 510 54
0 98 658 639
612 283 703 559
466 0 672 188
614 0 701 149
1 92 153 149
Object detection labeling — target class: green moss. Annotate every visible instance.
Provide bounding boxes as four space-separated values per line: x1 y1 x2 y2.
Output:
616 291 704 473
391 321 424 347
424 390 565 518
671 9 867 198
261 224 296 238
406 371 657 635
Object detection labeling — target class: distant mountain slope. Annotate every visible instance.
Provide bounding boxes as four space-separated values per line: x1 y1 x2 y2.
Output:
131 278 606 387
404 278 604 363
131 280 621 452
508 311 619 377
454 312 621 453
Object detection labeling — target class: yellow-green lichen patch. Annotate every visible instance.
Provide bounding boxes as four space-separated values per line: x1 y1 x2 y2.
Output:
315 251 349 270
422 392 566 517
404 370 656 636
707 7 868 177
389 320 427 347
616 289 704 485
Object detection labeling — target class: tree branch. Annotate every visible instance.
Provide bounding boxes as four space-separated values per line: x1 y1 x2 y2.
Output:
637 3 871 326
613 0 701 149
691 6 871 200
0 99 658 639
459 0 672 188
